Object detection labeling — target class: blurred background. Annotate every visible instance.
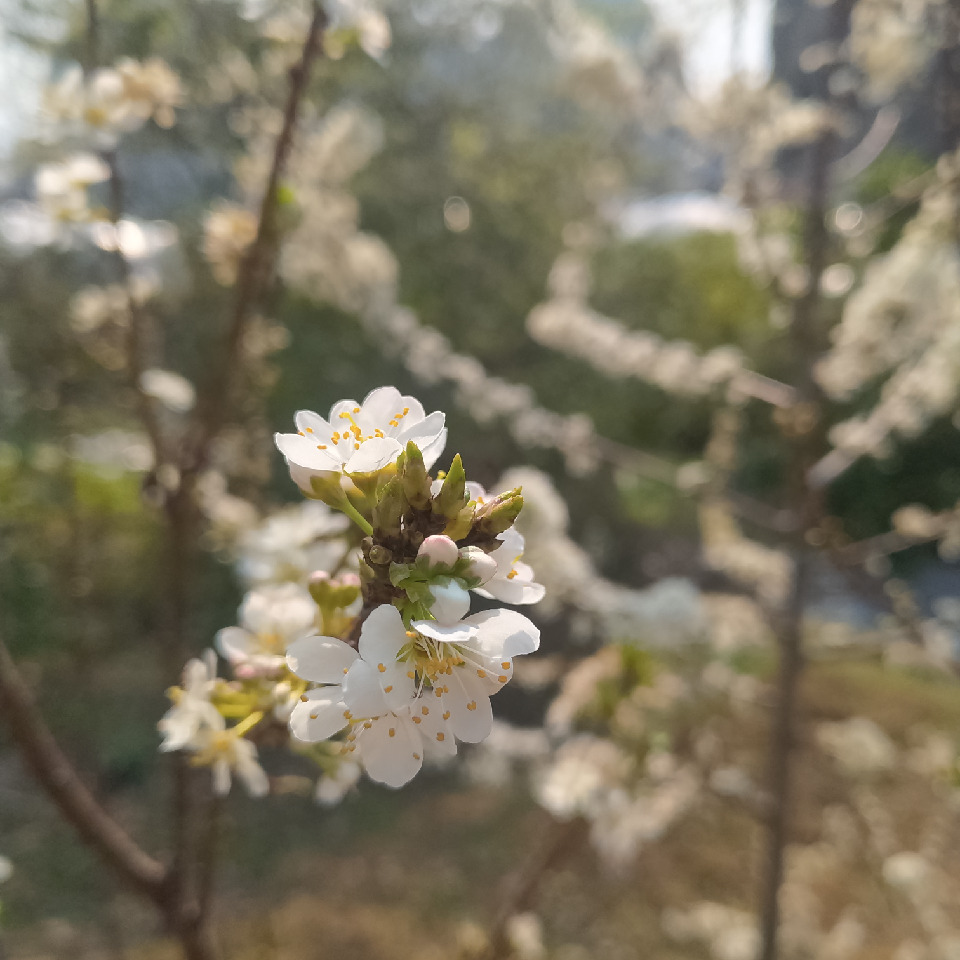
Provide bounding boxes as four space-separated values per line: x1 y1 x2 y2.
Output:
3 0 960 958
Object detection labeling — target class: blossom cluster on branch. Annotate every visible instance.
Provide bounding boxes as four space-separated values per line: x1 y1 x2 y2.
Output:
160 386 547 791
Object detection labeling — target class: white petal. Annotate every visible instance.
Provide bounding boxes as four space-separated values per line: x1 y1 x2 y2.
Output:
287 636 358 683
328 398 361 422
234 740 270 797
212 759 232 796
465 608 540 658
476 577 546 606
275 431 343 470
289 689 351 742
412 427 446 471
442 669 493 743
428 580 471 625
412 700 457 760
294 409 335 445
344 437 403 473
413 619 479 644
357 604 408 667
380 660 418 710
358 714 423 788
215 627 255 662
342 659 391 718
358 386 407 433
397 409 444 447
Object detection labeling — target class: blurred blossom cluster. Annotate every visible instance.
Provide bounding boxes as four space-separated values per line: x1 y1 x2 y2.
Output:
817 150 960 462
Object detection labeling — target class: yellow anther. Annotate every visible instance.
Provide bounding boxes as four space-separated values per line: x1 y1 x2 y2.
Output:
501 662 510 669
403 406 409 415
477 669 486 678
442 710 451 720
305 426 314 433
388 727 396 738
378 663 386 673
436 732 445 742
298 430 305 436
467 701 477 711
317 444 327 450
498 675 508 683
422 705 430 715
407 670 416 679
384 685 393 693
375 428 384 437
342 667 349 674
507 569 519 579
300 695 309 702
353 406 360 413
343 710 352 719
310 713 318 720
413 753 421 760
363 721 372 729
435 688 443 697
412 716 422 724
354 442 360 449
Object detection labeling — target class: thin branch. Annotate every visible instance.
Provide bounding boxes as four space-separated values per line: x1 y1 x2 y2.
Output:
0 634 166 904
484 816 585 960
758 3 849 952
185 1 328 476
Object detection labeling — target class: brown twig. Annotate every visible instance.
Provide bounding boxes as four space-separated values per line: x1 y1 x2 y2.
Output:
184 0 328 477
0 635 166 904
483 816 586 960
757 3 849 951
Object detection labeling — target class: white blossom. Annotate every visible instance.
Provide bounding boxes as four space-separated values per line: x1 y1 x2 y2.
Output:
287 603 539 787
475 527 546 606
274 385 447 492
216 582 317 677
236 500 351 586
158 651 224 752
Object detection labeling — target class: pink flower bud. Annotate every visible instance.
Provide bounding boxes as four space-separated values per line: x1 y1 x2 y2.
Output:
418 534 459 568
460 545 497 584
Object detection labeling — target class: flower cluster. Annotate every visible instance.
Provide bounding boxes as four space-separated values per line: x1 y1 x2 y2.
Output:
43 58 182 146
527 249 748 400
160 386 545 792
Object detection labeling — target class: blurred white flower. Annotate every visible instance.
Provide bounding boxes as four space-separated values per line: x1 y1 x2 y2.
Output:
140 368 196 413
315 757 361 805
216 582 317 677
203 202 258 285
158 651 223 752
817 718 897 777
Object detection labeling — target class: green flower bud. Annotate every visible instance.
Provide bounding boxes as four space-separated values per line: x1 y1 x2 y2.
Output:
443 503 476 541
372 479 405 539
475 487 523 536
433 454 467 520
400 441 431 510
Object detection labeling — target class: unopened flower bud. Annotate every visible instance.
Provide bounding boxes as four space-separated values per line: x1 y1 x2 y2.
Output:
332 576 361 608
372 479 405 538
443 503 475 541
433 454 467 520
428 579 471 625
418 535 459 568
459 545 497 584
307 570 333 605
401 441 431 510
475 487 524 536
